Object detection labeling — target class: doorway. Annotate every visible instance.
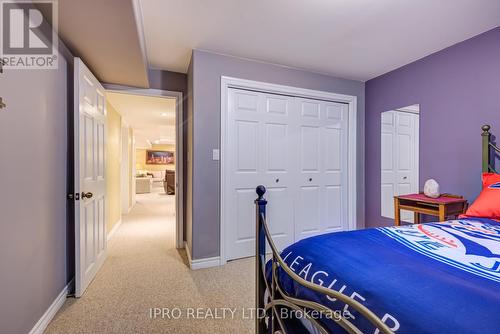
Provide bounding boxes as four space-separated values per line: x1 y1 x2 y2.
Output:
73 57 184 297
104 85 184 249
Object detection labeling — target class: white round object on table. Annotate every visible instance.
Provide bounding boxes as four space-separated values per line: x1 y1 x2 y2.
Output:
424 179 440 198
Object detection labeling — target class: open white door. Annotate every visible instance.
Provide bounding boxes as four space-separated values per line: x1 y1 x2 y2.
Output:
74 58 107 297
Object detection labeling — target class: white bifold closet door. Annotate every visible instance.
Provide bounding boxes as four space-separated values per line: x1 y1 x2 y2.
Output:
226 88 349 261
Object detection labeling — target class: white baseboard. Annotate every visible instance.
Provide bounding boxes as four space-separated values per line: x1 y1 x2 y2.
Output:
184 241 220 270
121 202 134 215
29 283 69 334
107 219 122 241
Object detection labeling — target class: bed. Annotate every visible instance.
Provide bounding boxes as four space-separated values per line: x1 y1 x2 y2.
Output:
254 125 499 334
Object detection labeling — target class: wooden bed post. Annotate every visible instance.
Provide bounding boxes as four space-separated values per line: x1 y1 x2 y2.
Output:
482 125 491 173
255 185 267 334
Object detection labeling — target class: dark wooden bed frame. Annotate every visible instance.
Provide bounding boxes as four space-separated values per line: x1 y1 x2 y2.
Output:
254 125 498 334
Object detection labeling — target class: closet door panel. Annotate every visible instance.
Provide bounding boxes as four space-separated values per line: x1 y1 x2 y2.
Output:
227 89 263 260
261 94 295 250
226 89 294 260
323 102 349 233
295 98 349 240
296 185 321 237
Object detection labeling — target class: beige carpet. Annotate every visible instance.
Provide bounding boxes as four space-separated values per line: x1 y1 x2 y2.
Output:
46 187 255 334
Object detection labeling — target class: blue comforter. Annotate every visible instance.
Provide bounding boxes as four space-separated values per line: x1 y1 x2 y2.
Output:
269 218 500 333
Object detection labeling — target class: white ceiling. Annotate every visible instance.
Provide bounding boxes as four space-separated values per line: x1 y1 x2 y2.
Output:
139 0 500 81
106 92 176 148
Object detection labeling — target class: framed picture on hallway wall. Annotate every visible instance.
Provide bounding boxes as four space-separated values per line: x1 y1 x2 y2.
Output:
146 150 174 165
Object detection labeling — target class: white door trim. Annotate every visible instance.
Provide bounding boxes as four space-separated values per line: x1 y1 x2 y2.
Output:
220 76 358 265
103 84 184 249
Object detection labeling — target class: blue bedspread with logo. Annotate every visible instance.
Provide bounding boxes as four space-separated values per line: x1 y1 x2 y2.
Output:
269 218 500 334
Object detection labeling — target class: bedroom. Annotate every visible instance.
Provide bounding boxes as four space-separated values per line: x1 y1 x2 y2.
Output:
0 1 499 334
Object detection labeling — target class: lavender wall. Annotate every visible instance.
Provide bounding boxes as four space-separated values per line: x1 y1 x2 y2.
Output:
0 46 73 333
191 50 365 259
366 27 500 227
148 69 187 94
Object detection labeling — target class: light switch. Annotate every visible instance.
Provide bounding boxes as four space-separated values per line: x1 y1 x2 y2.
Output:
212 149 220 161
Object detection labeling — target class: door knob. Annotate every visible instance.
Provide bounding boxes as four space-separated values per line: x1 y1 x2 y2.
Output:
309 178 312 182
81 192 93 199
275 178 280 183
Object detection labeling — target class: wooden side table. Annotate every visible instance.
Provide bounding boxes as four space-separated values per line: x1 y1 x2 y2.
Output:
394 193 468 226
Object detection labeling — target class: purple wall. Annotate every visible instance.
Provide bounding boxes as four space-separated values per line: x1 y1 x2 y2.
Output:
365 27 500 227
148 69 187 94
0 44 73 333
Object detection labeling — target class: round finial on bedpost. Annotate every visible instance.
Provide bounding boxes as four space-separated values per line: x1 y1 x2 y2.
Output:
482 124 491 134
256 185 266 200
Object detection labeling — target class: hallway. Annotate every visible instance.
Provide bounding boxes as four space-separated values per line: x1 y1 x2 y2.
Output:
46 187 254 334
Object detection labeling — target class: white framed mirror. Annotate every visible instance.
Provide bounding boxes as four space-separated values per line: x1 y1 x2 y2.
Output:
380 105 420 223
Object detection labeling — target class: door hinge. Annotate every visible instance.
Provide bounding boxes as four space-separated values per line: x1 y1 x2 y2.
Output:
1 60 6 109
67 193 80 200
